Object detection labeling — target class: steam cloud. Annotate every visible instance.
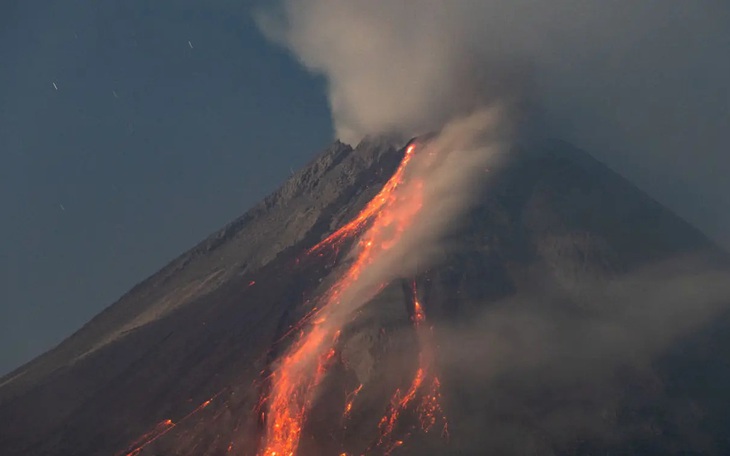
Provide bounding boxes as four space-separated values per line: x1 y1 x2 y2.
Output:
257 0 730 246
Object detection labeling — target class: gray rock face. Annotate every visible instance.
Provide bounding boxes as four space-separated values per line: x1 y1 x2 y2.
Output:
0 139 395 399
1 138 728 456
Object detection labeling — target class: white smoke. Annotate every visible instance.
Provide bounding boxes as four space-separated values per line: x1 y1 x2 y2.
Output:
255 1 530 143
256 0 730 246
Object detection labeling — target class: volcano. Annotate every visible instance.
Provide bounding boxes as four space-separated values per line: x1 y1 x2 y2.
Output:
1 137 729 456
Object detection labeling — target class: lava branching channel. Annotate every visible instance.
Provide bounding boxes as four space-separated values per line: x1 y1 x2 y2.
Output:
257 143 448 456
121 142 450 456
257 143 418 455
372 280 448 455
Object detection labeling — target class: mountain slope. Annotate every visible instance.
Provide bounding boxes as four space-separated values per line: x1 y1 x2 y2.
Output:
1 138 728 456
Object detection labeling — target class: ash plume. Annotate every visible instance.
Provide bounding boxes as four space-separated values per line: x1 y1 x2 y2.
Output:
255 1 530 143
256 0 730 246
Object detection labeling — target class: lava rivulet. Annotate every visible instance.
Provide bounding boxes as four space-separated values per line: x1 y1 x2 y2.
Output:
119 394 218 456
307 144 417 256
258 144 426 456
343 384 363 420
376 281 447 453
117 109 505 456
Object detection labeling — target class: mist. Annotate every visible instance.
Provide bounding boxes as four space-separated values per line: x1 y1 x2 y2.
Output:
256 0 730 248
432 254 730 453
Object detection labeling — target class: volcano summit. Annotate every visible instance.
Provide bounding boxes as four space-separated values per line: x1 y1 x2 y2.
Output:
1 133 729 456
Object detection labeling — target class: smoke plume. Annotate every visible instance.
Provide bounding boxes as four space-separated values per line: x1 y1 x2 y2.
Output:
256 0 730 246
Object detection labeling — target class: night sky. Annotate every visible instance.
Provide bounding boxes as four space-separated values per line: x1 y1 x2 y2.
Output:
0 1 331 375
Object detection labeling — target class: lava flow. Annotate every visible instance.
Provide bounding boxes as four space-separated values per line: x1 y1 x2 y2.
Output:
375 281 447 453
258 144 424 456
307 144 418 257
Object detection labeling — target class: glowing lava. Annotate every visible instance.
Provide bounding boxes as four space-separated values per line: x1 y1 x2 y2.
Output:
258 144 423 456
376 281 447 453
343 384 363 420
307 144 418 256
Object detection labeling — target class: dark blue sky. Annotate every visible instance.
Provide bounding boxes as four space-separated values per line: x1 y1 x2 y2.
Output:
0 1 332 375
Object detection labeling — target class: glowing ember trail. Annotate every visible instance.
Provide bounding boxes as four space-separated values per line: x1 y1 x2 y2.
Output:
120 420 174 456
258 144 423 456
376 281 448 453
343 384 363 420
307 144 418 256
119 394 219 456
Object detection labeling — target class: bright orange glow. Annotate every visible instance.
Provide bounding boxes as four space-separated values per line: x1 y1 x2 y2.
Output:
258 143 424 456
307 144 417 256
119 142 450 456
257 326 339 456
342 384 363 420
411 281 426 326
378 367 426 446
375 281 447 452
